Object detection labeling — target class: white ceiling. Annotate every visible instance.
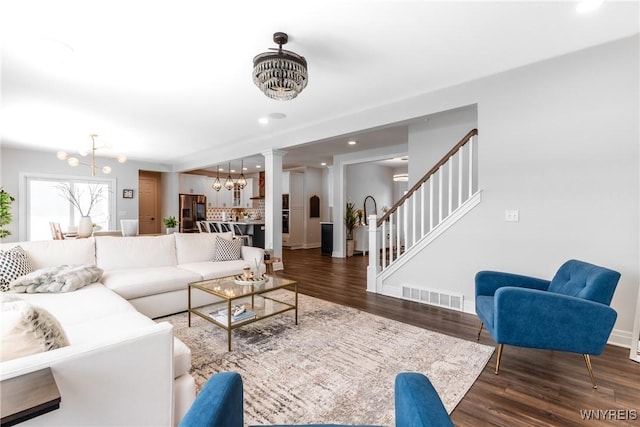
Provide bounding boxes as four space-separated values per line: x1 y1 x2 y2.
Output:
1 1 638 171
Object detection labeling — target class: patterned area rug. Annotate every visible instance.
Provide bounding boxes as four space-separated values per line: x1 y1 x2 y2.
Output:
160 291 494 426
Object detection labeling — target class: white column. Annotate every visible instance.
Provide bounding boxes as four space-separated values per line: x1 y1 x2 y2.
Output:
262 149 286 258
367 214 379 293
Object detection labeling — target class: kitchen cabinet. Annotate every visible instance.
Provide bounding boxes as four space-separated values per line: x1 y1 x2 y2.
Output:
321 222 333 255
252 223 265 249
210 184 232 207
239 178 253 208
179 174 255 208
179 173 204 195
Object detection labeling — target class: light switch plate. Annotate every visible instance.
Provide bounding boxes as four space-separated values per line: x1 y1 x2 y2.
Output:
505 210 519 222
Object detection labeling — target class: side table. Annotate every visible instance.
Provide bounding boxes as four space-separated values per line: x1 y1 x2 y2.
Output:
1 367 61 426
264 257 281 275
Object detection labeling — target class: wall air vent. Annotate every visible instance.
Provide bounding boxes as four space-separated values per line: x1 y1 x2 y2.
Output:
401 285 464 312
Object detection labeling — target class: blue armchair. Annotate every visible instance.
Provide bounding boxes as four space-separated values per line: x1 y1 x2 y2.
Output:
475 259 620 388
179 371 452 427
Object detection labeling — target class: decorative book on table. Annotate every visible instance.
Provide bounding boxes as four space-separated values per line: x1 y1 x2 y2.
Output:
209 307 257 325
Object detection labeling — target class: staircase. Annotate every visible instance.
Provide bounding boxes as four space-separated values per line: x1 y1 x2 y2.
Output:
366 129 481 296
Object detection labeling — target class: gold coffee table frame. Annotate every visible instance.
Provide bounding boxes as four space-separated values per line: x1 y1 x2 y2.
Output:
188 275 298 351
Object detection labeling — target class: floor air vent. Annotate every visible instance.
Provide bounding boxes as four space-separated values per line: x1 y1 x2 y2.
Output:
401 286 464 312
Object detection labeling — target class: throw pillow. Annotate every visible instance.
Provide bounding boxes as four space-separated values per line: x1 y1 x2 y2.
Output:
1 295 70 362
10 265 104 293
0 246 34 292
213 236 242 262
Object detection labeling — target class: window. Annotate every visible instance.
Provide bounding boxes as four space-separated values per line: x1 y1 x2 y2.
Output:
24 174 116 241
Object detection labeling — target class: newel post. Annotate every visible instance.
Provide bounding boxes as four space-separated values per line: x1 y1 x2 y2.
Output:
367 214 380 293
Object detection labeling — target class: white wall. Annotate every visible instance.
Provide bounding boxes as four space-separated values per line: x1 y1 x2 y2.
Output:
408 106 478 186
303 167 323 248
0 146 172 241
346 163 394 216
382 36 639 345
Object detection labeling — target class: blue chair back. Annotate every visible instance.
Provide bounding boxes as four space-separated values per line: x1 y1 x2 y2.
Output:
548 259 620 305
179 372 243 427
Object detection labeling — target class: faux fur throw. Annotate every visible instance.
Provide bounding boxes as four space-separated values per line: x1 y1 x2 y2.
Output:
10 265 104 293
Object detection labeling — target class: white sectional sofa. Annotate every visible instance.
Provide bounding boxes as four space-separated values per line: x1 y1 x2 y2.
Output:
0 232 264 426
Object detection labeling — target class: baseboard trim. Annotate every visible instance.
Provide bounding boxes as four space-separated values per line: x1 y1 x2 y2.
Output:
608 328 632 349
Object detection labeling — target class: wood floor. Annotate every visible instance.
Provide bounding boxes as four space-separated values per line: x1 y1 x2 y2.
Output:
277 248 640 427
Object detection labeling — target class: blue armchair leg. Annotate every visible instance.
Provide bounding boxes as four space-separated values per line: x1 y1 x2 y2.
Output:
476 322 483 341
584 354 598 389
495 344 504 375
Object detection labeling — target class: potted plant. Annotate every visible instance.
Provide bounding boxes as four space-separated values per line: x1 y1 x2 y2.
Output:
163 216 178 234
0 188 15 239
344 201 359 257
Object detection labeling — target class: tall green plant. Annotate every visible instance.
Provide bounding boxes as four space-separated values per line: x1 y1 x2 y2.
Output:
344 201 358 240
0 188 15 239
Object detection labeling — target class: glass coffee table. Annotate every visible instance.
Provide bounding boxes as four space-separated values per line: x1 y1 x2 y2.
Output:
188 275 298 351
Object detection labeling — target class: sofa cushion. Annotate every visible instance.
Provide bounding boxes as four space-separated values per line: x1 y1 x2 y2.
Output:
11 284 166 346
96 235 178 270
1 295 70 361
14 283 139 326
175 232 234 264
1 238 96 270
0 246 34 291
101 267 202 300
213 237 242 261
178 260 250 280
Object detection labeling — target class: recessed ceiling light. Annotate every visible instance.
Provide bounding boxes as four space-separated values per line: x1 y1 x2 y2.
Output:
231 169 236 173
576 0 604 14
268 112 287 120
258 117 269 125
348 140 357 145
243 167 248 171
256 165 261 169
321 162 327 166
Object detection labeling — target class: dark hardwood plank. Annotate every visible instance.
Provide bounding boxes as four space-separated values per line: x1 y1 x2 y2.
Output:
278 248 640 426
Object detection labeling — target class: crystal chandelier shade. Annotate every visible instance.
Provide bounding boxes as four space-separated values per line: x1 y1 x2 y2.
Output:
253 32 308 101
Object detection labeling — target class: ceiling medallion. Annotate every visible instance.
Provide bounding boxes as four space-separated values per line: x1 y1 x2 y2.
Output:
252 32 308 101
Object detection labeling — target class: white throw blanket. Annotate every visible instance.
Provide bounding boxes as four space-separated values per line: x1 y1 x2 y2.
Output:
10 265 104 293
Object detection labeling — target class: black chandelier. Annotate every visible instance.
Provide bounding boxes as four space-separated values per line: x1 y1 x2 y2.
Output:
236 160 247 190
224 163 235 191
211 165 222 192
252 32 308 101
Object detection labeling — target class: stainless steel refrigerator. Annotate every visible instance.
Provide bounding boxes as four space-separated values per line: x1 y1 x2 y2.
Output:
179 194 206 233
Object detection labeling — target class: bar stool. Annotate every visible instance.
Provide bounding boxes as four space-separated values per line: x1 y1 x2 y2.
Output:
231 224 252 246
213 222 231 233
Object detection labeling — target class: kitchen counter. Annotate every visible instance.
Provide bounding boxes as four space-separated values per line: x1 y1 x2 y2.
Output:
225 220 265 225
222 221 265 249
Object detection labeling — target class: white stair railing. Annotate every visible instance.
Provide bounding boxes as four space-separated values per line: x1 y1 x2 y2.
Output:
367 129 478 287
